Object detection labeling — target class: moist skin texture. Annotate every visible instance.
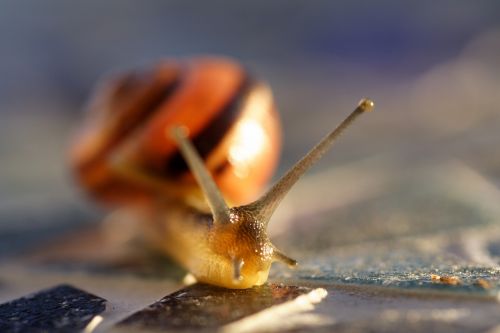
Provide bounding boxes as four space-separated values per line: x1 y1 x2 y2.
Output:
141 201 275 289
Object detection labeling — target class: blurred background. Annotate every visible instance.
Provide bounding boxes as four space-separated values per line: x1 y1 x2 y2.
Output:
1 0 500 262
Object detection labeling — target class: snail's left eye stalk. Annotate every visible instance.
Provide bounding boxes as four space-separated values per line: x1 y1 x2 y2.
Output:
171 127 231 225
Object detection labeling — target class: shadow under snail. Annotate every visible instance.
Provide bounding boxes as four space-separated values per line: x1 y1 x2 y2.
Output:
70 57 374 289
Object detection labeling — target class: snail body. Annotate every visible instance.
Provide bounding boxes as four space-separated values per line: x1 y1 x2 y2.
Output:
71 57 373 289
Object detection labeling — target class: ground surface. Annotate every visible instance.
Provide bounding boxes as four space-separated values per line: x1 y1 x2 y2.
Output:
1 154 499 332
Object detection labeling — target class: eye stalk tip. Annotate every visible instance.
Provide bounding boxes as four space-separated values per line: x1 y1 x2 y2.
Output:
358 98 374 112
170 125 189 139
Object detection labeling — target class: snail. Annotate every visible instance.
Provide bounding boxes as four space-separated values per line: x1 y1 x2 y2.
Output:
70 57 373 289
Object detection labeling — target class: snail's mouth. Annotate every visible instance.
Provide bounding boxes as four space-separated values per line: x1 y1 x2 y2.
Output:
229 267 271 289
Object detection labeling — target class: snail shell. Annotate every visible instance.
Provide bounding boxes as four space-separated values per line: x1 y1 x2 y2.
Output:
71 57 281 209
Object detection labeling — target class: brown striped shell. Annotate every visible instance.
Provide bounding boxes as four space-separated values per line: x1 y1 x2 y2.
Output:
70 57 281 208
